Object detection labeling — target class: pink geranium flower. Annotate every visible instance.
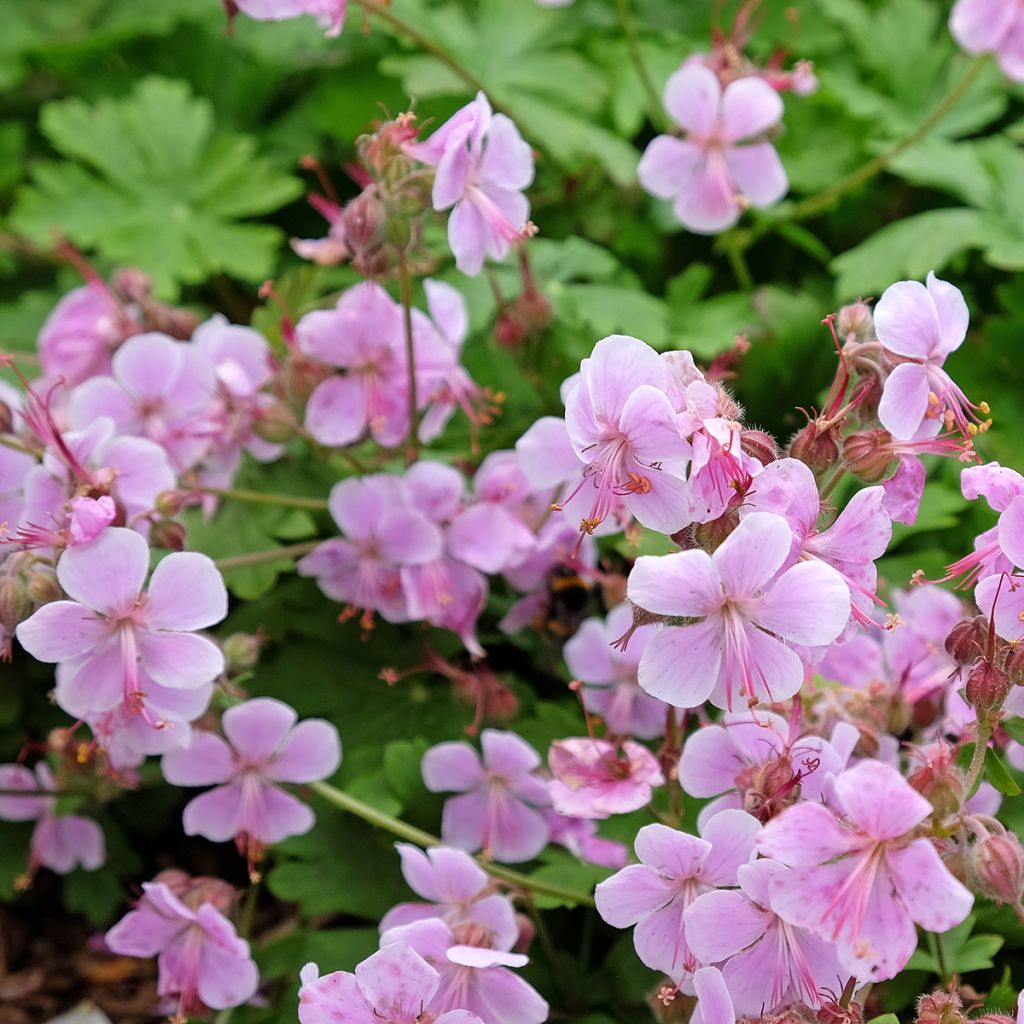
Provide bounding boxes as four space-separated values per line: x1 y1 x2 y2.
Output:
16 527 226 722
106 880 260 1018
685 858 846 1013
378 918 549 1024
0 762 105 879
299 942 486 1024
379 843 518 948
544 811 629 869
759 760 973 982
548 738 664 818
161 697 341 868
234 0 346 36
627 512 850 710
638 65 787 233
595 811 761 985
875 272 982 440
68 332 215 471
421 729 551 863
408 93 535 276
563 334 691 538
563 603 667 739
298 474 443 626
951 0 1024 81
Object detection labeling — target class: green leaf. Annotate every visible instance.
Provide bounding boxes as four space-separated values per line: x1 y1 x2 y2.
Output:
9 77 301 297
866 1015 900 1024
831 208 995 299
529 857 613 909
1001 717 1024 746
384 739 431 804
985 746 1022 796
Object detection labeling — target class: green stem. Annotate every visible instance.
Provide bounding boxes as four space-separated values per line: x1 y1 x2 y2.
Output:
818 461 849 503
214 540 322 571
723 233 754 292
931 930 950 983
614 0 665 131
193 485 329 511
353 0 487 96
788 54 989 222
965 721 992 793
397 251 420 465
311 781 596 908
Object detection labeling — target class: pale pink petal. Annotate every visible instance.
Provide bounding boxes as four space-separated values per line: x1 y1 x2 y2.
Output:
161 731 235 786
633 899 690 980
479 115 535 191
449 201 488 276
446 505 534 573
627 551 722 617
594 865 677 926
56 527 149 615
579 334 668 426
637 621 721 708
684 889 769 962
673 153 740 234
713 512 791 599
463 962 549 1024
834 761 931 839
15 601 106 662
951 0 1017 51
623 469 692 534
874 280 942 359
677 726 744 797
223 698 297 761
423 743 484 794
434 138 474 209
757 802 856 864
977 572 1024 641
194 905 260 1009
305 376 369 447
439 791 488 852
926 271 969 356
0 765 48 820
267 720 341 783
998 495 1024 568
878 362 932 439
714 620 804 709
638 137 704 200
356 942 440 1017
182 782 244 841
698 809 761 886
515 416 581 488
136 630 224 690
481 729 541 777
377 509 444 565
484 791 549 862
720 78 783 141
692 967 735 1024
564 617 616 684
754 561 850 645
840 867 919 982
145 552 227 631
663 65 721 135
298 966 377 1024
635 822 710 878
885 838 973 932
68 377 137 432
883 455 926 525
113 332 182 399
723 142 787 207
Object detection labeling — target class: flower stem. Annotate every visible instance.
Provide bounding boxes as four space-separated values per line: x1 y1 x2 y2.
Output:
965 722 992 793
614 0 665 131
789 54 989 222
397 251 420 465
214 540 322 571
311 781 596 908
352 0 487 96
722 232 754 292
192 485 329 511
930 930 950 982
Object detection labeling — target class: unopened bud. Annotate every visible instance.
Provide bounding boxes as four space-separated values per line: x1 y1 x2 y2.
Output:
915 990 964 1024
343 189 389 276
223 632 262 673
966 659 1011 714
1003 642 1024 683
251 400 297 444
0 577 33 629
179 875 239 914
281 352 331 404
149 519 187 552
155 490 189 518
971 831 1024 905
789 420 840 475
694 507 740 553
844 428 896 483
513 286 552 332
495 312 528 350
26 570 60 606
907 744 965 819
945 616 987 666
836 299 874 343
112 267 154 304
740 428 778 467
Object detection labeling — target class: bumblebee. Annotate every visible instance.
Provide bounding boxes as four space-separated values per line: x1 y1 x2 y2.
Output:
536 564 592 639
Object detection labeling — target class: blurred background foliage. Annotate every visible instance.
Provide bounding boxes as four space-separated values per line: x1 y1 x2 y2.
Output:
3 0 1024 1021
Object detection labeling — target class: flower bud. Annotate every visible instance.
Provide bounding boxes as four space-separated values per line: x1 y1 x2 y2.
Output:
907 744 965 819
818 999 864 1024
789 420 840 475
970 830 1024 905
836 299 874 343
280 352 331 404
223 632 262 673
112 267 154 304
844 428 896 483
512 912 535 954
179 875 239 914
694 507 741 554
149 519 187 552
915 990 964 1024
1003 642 1024 683
965 659 1011 714
26 569 60 606
251 400 297 444
495 311 528 350
945 616 987 666
513 286 552 332
740 428 778 467
343 188 389 276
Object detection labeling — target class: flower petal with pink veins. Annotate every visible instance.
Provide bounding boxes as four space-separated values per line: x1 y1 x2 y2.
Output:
222 697 297 761
182 783 244 842
581 335 669 428
136 630 225 690
595 864 678 927
628 550 722 617
723 142 788 207
56 527 149 616
692 967 735 1024
634 898 691 981
684 888 769 962
977 572 1024 641
663 65 721 136
638 136 704 200
356 943 440 1018
15 601 106 662
162 731 235 786
298 966 377 1024
720 78 783 142
754 560 850 646
564 617 616 684
635 822 711 878
758 802 858 864
677 725 745 797
698 809 761 885
463 961 549 1024
874 279 944 360
885 838 973 932
193 906 260 1009
637 620 722 708
833 761 931 839
145 552 228 631
267 719 341 783
515 416 581 488
878 362 933 440
305 376 369 447
448 200 488 276
622 469 692 534
481 729 541 777
673 152 740 234
713 512 792 599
